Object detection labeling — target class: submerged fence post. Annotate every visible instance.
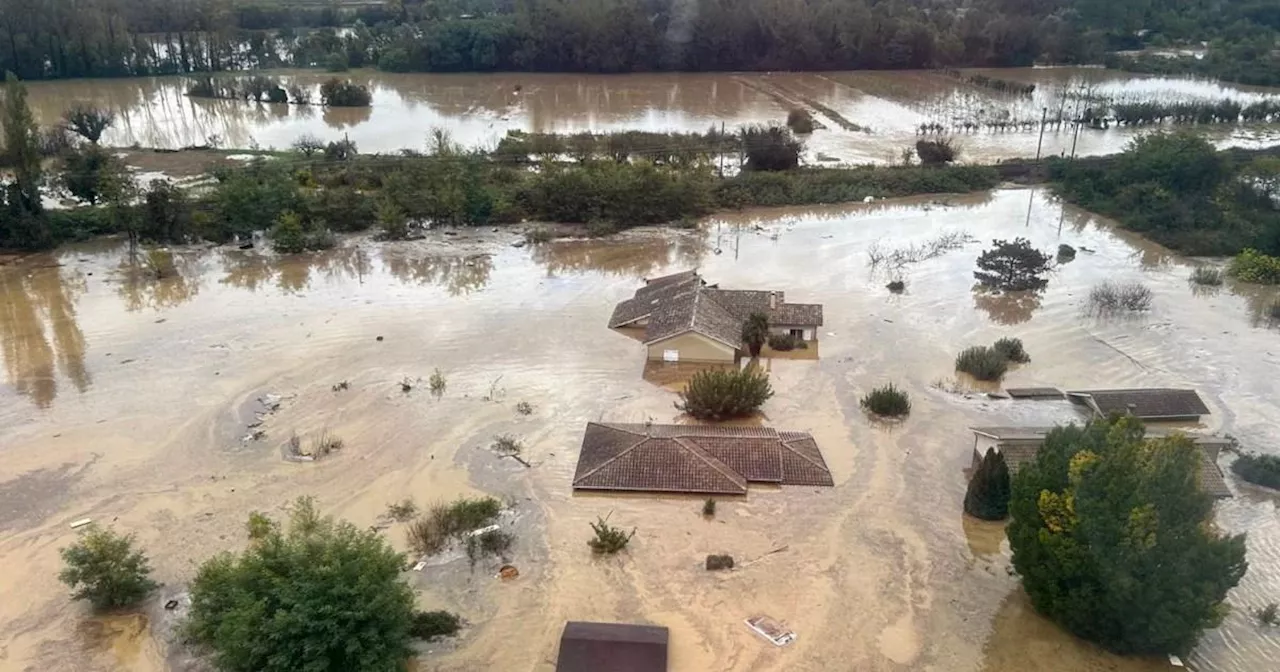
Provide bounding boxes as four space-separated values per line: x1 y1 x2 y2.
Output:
1034 107 1047 162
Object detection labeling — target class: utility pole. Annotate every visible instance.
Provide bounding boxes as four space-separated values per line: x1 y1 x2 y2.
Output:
1034 107 1047 162
718 121 725 177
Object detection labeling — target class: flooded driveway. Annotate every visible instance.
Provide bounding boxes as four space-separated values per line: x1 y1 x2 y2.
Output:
22 69 1280 164
2 190 1279 671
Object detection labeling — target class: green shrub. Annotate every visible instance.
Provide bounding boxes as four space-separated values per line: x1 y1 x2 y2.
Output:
860 383 911 417
429 368 447 396
492 435 523 455
588 516 635 555
767 333 803 351
955 346 1008 381
1057 243 1077 261
742 312 770 357
410 610 461 640
915 138 958 166
705 554 735 570
1190 266 1224 286
246 512 275 540
702 498 716 516
187 498 415 672
786 108 816 134
1259 603 1279 626
1229 249 1280 284
1231 452 1280 490
974 238 1052 291
58 526 158 611
741 124 802 171
524 227 552 244
319 78 371 107
886 280 906 293
992 337 1030 364
675 368 774 420
385 499 418 522
586 219 618 237
964 448 1011 520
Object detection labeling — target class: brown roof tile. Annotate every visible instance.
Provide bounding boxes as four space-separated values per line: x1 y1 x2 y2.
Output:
574 423 832 494
1067 388 1210 419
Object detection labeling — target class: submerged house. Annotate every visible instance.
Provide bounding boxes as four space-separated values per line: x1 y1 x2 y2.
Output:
969 426 1232 498
573 423 834 495
608 270 823 363
556 621 669 672
1065 388 1210 422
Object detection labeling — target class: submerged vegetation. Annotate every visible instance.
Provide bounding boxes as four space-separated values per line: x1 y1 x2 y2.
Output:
973 238 1053 291
1229 249 1280 285
588 516 635 555
860 383 911 418
1231 453 1280 490
1052 133 1280 257
955 346 1008 381
676 368 773 420
406 497 504 557
58 527 157 611
1087 281 1154 315
964 448 1011 520
1008 417 1247 656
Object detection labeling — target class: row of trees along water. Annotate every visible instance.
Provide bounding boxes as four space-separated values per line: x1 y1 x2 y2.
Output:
10 0 1280 80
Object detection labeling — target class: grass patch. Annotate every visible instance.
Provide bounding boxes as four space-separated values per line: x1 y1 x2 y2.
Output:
955 346 1008 381
860 383 911 417
588 516 635 555
1190 266 1224 286
410 610 461 640
1231 452 1280 490
406 496 503 556
992 337 1031 364
1088 281 1154 315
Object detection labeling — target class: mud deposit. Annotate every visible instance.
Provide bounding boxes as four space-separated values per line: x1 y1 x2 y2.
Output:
3 190 1280 671
21 68 1280 164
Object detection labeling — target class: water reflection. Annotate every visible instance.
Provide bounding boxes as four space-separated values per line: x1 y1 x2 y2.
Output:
380 251 492 295
0 259 90 408
116 250 203 311
532 231 707 278
1235 283 1280 328
220 246 376 294
972 286 1043 325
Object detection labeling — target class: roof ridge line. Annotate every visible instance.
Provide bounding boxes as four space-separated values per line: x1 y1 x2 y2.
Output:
781 440 832 473
573 433 650 484
673 437 748 490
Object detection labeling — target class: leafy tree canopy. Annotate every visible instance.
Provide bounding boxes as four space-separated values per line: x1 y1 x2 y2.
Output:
59 526 158 611
186 497 416 672
1008 416 1248 656
973 238 1053 291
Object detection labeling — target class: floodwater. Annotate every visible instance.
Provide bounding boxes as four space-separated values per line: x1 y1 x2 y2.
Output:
21 68 1280 165
3 190 1280 671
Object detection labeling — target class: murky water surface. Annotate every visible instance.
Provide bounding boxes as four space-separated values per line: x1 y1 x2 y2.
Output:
23 68 1280 164
3 190 1280 671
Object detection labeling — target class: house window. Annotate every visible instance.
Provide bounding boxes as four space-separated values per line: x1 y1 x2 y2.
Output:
663 349 680 362
789 329 805 339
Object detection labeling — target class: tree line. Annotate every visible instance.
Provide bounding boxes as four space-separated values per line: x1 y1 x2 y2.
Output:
5 0 1279 81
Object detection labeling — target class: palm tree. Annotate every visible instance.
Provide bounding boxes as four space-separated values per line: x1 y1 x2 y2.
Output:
741 312 770 357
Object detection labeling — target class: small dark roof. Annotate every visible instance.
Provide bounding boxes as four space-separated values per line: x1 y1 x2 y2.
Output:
1066 388 1210 419
1004 387 1064 399
573 423 833 495
558 622 669 672
772 302 824 326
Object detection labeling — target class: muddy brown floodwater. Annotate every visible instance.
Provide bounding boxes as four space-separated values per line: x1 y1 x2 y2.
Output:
21 68 1280 165
3 190 1280 672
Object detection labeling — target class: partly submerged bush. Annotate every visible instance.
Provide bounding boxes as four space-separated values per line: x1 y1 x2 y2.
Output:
992 337 1030 364
886 279 906 293
860 383 911 417
916 138 958 166
974 238 1053 291
1229 249 1280 284
767 332 806 351
319 78 371 107
1190 266 1224 286
964 448 1011 520
702 498 716 516
588 516 635 555
675 368 774 420
1088 281 1153 315
955 345 1008 381
741 124 802 171
406 497 503 556
1232 452 1280 490
1057 244 1077 262
786 108 816 134
58 526 158 610
410 610 461 640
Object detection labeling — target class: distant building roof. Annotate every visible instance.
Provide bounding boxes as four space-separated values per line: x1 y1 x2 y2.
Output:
970 426 1232 498
1066 388 1210 420
573 423 834 495
608 271 824 348
557 621 669 672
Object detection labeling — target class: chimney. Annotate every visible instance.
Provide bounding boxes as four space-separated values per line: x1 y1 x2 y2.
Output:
769 291 777 310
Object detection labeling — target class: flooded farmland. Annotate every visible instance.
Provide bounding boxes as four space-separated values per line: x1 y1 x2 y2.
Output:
3 190 1280 672
21 68 1280 165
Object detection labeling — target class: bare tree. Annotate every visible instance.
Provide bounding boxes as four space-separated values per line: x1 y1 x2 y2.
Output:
292 133 325 157
63 103 116 144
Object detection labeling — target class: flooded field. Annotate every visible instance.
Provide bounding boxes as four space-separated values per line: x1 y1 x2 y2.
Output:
3 190 1280 671
22 68 1280 165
